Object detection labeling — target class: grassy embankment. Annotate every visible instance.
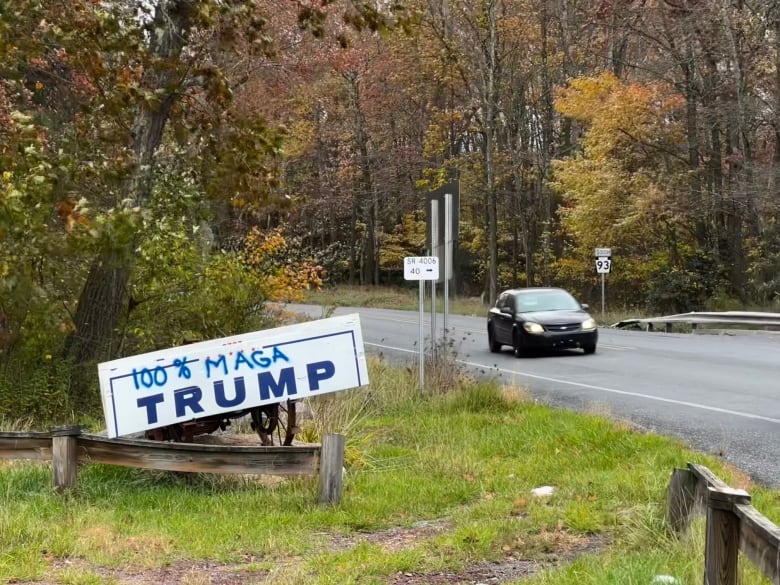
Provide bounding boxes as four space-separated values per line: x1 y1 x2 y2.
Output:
301 284 641 326
2 288 777 584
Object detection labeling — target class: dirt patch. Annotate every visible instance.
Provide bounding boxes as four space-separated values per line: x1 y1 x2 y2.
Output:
390 534 607 584
391 557 541 584
326 519 454 552
11 558 270 585
324 518 607 585
13 525 607 585
13 524 608 585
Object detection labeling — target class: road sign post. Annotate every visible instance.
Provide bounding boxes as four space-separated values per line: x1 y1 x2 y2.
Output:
443 192 452 347
404 256 440 390
427 181 459 359
430 199 438 360
601 271 605 318
594 248 612 319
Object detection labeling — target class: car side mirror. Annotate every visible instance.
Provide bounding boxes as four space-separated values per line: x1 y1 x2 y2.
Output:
501 306 512 315
581 303 589 310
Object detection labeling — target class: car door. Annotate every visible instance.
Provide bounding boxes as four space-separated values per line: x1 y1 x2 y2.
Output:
493 293 514 344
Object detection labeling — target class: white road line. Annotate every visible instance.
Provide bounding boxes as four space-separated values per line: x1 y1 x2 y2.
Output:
366 341 780 425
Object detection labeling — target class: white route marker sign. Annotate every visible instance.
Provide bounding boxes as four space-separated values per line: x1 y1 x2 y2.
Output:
404 256 439 281
595 257 612 274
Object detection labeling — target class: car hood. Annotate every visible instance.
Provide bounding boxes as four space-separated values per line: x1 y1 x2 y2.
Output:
520 310 589 324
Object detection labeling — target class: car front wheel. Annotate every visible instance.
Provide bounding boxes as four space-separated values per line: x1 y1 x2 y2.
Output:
583 344 596 355
488 325 502 353
512 331 525 358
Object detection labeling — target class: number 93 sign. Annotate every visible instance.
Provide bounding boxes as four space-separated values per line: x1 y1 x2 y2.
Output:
595 257 611 274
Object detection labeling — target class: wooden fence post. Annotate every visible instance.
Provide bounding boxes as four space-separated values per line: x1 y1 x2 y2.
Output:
705 486 751 585
51 425 82 491
319 433 345 505
667 467 698 534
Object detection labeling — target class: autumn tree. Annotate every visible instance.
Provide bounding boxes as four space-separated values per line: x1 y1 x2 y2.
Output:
586 0 780 302
259 21 432 286
551 73 716 309
0 0 416 413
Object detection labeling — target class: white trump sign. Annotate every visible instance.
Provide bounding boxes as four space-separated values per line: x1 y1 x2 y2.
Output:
98 314 369 438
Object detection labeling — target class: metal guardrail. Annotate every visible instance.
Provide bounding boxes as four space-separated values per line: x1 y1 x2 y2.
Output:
613 311 780 332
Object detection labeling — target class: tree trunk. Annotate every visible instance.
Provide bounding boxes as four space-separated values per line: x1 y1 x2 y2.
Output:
681 51 707 250
539 1 554 285
774 7 780 202
63 0 196 379
484 0 499 305
346 71 377 285
63 257 129 365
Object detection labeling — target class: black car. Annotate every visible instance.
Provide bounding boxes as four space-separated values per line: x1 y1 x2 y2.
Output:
487 287 598 356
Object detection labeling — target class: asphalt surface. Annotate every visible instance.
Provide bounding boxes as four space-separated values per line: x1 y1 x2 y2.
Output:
290 304 780 487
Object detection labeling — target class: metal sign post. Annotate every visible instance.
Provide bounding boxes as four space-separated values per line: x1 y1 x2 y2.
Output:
594 247 612 319
419 279 424 386
404 256 440 390
601 272 605 318
443 193 452 346
430 199 438 360
426 180 460 359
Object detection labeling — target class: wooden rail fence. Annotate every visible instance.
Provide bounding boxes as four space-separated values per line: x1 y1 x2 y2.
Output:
667 463 780 585
0 426 345 505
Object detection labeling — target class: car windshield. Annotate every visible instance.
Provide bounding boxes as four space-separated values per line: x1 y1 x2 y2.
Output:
516 291 581 313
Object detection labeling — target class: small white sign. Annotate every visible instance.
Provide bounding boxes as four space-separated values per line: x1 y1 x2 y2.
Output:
596 257 612 274
98 314 369 438
404 256 440 281
594 247 612 257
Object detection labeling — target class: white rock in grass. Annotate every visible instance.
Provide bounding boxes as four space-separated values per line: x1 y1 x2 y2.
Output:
651 576 680 584
530 485 555 497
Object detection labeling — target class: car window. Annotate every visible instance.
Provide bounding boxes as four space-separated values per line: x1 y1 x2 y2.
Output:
516 291 581 312
506 295 516 312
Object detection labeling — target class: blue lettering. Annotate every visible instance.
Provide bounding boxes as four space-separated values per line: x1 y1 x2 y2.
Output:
174 386 205 417
214 378 246 408
137 394 165 424
205 355 227 379
306 360 335 390
251 350 271 368
233 351 253 371
272 346 290 363
258 367 297 401
132 366 168 388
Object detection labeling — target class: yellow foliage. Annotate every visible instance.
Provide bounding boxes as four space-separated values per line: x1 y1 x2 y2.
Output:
555 72 686 162
243 227 287 265
551 72 689 268
284 119 317 158
554 73 620 123
241 227 325 302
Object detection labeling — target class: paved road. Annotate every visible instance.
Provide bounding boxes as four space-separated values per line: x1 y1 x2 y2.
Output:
290 304 780 487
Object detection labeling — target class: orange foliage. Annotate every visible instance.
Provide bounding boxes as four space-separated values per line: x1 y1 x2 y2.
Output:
555 72 686 161
55 199 90 232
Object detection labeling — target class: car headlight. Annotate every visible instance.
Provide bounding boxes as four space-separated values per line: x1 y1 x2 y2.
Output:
581 317 597 331
523 322 545 334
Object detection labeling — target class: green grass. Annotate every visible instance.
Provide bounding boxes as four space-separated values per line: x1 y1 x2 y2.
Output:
2 356 775 584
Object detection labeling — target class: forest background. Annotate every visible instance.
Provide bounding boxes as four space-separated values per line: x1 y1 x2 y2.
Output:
2 0 780 421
